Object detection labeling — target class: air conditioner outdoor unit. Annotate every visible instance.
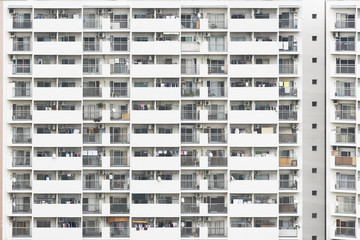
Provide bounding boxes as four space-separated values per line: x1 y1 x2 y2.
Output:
10 32 15 38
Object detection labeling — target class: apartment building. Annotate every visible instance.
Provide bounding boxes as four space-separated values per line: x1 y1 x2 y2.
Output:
1 1 325 240
326 1 360 239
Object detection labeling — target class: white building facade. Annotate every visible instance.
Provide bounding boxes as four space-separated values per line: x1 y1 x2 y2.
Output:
1 1 326 240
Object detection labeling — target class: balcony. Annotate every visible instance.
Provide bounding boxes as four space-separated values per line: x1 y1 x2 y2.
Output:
336 40 355 51
12 180 31 190
229 156 278 170
109 203 129 214
279 87 298 98
336 64 355 74
83 19 101 29
336 179 356 190
228 41 278 55
229 133 278 147
12 87 31 98
208 227 226 238
131 41 180 54
11 64 31 75
279 157 298 167
33 41 82 55
83 133 102 144
12 110 32 121
181 227 200 238
111 64 129 75
279 110 298 121
33 64 82 77
33 228 81 240
279 134 297 144
83 41 101 52
228 203 277 217
83 203 101 214
110 179 129 190
131 87 180 100
229 64 278 78
33 180 82 193
181 64 199 75
12 227 31 237
181 42 201 52
33 133 82 147
228 18 278 31
12 134 32 144
279 180 297 190
181 203 200 214
83 227 101 238
208 203 227 214
279 228 298 238
279 203 297 214
229 87 278 100
33 203 81 217
13 41 31 52
335 87 355 98
130 227 179 240
279 41 298 52
131 180 179 193
110 133 129 144
83 180 101 190
131 110 180 123
335 227 355 238
132 18 180 31
335 133 355 144
279 19 298 29
208 64 227 75
110 227 130 238
132 133 179 147
208 132 226 144
335 110 356 121
33 157 82 170
83 110 102 121
83 155 101 167
33 87 82 100
110 156 129 167
33 18 82 32
229 180 278 193
208 157 227 167
131 64 178 77
131 203 179 217
33 110 82 124
208 87 226 98
13 19 32 29
334 156 356 167
228 228 277 240
279 64 298 75
335 20 355 29
12 156 31 167
12 203 31 214
228 110 278 124
131 157 179 170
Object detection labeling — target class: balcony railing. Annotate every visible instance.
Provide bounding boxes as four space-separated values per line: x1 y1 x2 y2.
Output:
111 41 129 52
13 110 32 121
279 87 297 97
279 19 298 29
12 64 31 74
12 203 31 213
181 64 199 75
13 41 31 51
83 110 102 121
83 203 101 214
83 133 102 144
12 156 31 167
83 155 101 167
335 20 355 29
110 133 129 144
110 203 129 214
83 19 101 29
279 203 297 213
181 87 199 97
181 227 200 238
335 156 356 167
12 227 31 237
110 156 129 167
13 87 31 97
208 227 226 237
13 20 32 29
279 110 298 121
110 179 129 190
208 19 226 29
279 64 297 74
279 180 297 190
336 179 356 190
279 134 297 144
83 64 101 74
208 133 226 144
279 156 297 167
335 110 356 120
335 87 355 98
83 227 102 237
12 180 31 190
181 19 200 29
181 133 198 144
336 204 356 214
110 64 129 75
208 203 227 213
83 87 102 97
181 203 199 214
336 133 355 143
181 180 197 190
181 110 199 120
12 134 32 144
208 64 227 74
208 180 226 190
111 87 129 98
208 111 226 120
83 41 101 52
279 41 298 52
110 227 129 237
110 19 129 29
335 227 355 237
279 228 298 237
208 157 227 167
336 64 355 74
181 156 199 167
336 41 355 51
83 180 101 190
208 88 225 98
181 42 200 52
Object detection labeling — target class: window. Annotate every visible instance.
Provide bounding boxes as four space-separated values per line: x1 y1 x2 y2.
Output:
312 58 317 63
312 190 317 196
312 14 317 19
61 59 75 64
312 36 317 41
312 79 317 85
312 146 317 151
312 236 317 240
312 168 317 173
312 124 317 129
312 213 317 218
312 101 317 107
